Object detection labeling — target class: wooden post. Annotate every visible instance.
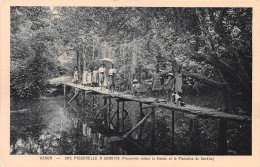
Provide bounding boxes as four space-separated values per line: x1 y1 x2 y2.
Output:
123 39 126 78
82 90 85 113
222 84 230 112
122 101 125 132
189 115 200 154
92 37 95 60
218 119 227 154
108 96 111 128
92 94 95 117
63 83 66 108
83 45 85 73
150 107 155 153
64 83 66 97
104 97 108 126
124 110 153 138
139 102 144 139
116 100 120 132
68 90 79 113
76 49 79 69
217 84 229 154
172 111 175 154
76 50 82 83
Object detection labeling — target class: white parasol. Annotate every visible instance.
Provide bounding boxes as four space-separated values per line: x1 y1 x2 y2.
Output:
99 58 114 68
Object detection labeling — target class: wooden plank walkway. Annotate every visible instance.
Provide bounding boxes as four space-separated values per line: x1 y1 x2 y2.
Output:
66 82 166 103
64 82 251 155
65 82 251 122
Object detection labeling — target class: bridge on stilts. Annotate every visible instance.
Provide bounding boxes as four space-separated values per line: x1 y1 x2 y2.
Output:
63 82 251 155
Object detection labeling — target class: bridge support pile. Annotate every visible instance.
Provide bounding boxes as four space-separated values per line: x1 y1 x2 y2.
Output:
63 83 251 155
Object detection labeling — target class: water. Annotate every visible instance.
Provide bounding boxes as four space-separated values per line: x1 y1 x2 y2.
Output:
10 95 251 155
10 96 125 155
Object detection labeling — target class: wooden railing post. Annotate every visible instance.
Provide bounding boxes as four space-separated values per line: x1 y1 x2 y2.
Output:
92 94 95 116
124 110 153 138
172 111 175 154
150 107 155 153
218 119 227 154
103 96 108 126
217 84 229 154
139 102 144 139
108 96 111 128
189 115 200 154
116 99 120 132
122 101 125 132
64 83 66 97
82 90 85 113
63 83 66 108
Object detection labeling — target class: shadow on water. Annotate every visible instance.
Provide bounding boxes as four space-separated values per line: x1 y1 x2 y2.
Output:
10 94 251 155
10 96 127 155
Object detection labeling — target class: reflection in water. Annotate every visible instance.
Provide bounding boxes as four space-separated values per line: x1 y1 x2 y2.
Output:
10 97 127 155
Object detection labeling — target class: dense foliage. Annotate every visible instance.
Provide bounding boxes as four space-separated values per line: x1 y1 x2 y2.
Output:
11 7 252 114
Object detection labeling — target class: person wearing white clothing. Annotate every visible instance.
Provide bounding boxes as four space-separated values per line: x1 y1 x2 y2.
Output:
92 67 99 87
83 68 92 86
109 68 116 76
82 70 87 85
99 64 106 90
72 66 79 84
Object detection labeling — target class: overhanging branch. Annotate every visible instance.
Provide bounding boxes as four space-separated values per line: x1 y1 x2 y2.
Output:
182 71 224 87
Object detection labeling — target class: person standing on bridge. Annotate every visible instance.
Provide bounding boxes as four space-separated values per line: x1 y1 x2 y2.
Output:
99 63 106 90
92 67 99 87
133 79 142 98
175 68 183 95
108 64 116 93
173 68 185 106
152 66 162 101
164 73 175 103
86 68 92 86
83 68 92 86
72 66 79 84
82 68 87 86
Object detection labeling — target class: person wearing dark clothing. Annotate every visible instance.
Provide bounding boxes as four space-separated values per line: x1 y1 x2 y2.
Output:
108 74 115 93
108 64 116 92
133 79 142 98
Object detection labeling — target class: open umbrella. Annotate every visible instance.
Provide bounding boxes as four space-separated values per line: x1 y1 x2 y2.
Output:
99 58 114 68
86 58 114 70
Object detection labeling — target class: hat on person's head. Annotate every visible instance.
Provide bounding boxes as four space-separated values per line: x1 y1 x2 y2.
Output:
167 73 174 77
133 79 138 83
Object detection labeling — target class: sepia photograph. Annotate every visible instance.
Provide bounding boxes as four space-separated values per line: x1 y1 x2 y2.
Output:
9 6 252 156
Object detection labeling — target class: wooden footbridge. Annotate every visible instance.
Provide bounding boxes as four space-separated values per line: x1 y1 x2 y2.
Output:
63 82 251 155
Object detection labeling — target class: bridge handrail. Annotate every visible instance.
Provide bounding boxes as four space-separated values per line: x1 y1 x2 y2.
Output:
64 82 251 122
